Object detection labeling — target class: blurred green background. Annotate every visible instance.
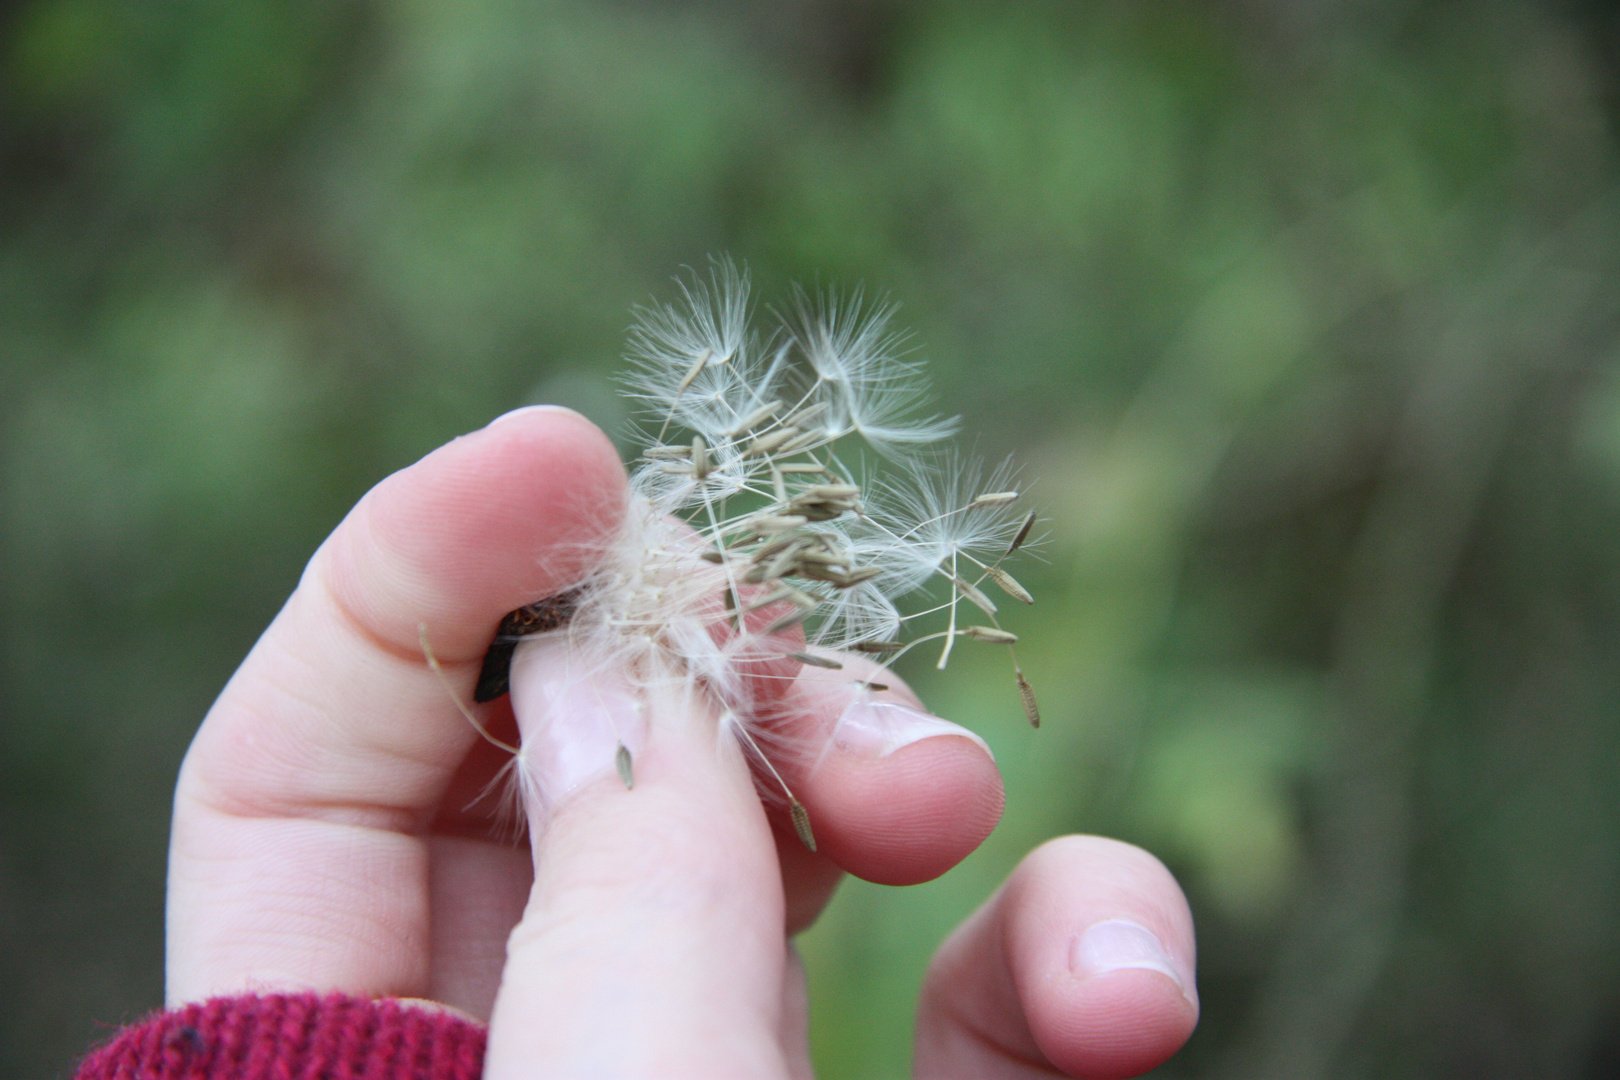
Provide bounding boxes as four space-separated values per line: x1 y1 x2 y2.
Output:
5 0 1620 1076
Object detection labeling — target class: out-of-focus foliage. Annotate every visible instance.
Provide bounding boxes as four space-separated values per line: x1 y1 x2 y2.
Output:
4 0 1620 1076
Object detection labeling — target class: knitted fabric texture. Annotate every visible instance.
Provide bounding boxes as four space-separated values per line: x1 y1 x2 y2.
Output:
73 993 487 1080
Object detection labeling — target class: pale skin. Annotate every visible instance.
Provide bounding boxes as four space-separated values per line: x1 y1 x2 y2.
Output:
166 406 1199 1079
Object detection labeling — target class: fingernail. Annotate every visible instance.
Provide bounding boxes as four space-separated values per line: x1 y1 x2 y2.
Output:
831 699 993 760
509 638 647 804
1070 920 1187 994
484 404 579 429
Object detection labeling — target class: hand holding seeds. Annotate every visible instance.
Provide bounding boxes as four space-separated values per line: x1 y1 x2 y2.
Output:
164 282 1198 1077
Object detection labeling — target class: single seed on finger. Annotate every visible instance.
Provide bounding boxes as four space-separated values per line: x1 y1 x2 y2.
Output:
615 743 635 789
790 799 817 852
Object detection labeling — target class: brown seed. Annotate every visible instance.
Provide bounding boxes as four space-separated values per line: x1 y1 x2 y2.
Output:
852 640 904 653
949 574 999 616
983 565 1034 604
790 799 817 852
788 498 851 521
748 514 809 534
836 566 883 586
775 430 826 455
788 650 843 669
784 400 830 428
795 548 850 568
675 349 711 395
785 587 822 609
727 400 783 435
752 533 811 561
1016 670 1040 728
743 586 797 612
765 607 809 634
801 484 861 500
761 547 807 581
1007 510 1037 555
963 625 1018 644
745 428 802 457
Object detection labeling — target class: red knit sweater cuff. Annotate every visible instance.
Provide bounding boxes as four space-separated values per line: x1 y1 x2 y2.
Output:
73 992 488 1080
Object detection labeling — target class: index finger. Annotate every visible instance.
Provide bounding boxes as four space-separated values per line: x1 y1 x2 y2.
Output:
166 406 627 1005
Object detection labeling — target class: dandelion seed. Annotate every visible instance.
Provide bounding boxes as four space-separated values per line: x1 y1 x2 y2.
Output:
949 574 999 616
728 400 783 435
982 565 1034 605
1007 510 1037 555
765 607 810 634
963 626 1018 644
790 800 817 852
745 429 801 457
788 651 843 670
1015 668 1041 729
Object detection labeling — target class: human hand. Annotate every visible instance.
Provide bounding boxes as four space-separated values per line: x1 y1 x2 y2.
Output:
166 407 1197 1078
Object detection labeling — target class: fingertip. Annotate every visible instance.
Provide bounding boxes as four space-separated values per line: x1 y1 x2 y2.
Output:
1008 837 1199 1077
806 733 1004 886
1026 967 1198 1080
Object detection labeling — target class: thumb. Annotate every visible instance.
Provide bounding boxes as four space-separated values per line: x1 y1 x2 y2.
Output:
482 636 790 1079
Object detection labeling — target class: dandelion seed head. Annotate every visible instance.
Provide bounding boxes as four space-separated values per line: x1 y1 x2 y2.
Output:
484 260 1040 825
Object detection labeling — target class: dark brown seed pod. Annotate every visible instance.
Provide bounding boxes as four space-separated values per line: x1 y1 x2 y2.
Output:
1007 510 1037 555
474 589 582 702
790 799 817 851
